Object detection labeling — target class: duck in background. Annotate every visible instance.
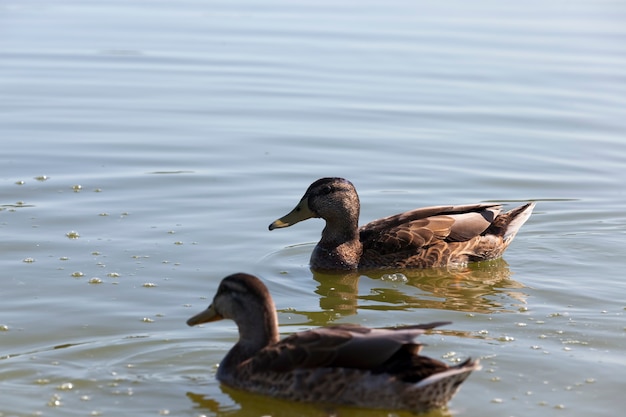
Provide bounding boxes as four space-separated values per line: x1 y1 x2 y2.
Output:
269 177 535 270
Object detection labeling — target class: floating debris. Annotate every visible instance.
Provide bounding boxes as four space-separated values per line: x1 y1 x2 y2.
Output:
66 231 80 239
71 272 85 278
88 277 102 284
442 351 457 359
380 273 408 282
34 175 49 181
142 282 158 288
72 185 82 192
57 382 73 391
22 257 35 263
47 394 62 407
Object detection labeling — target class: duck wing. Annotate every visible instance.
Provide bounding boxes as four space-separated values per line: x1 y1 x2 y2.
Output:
359 203 502 252
250 322 448 373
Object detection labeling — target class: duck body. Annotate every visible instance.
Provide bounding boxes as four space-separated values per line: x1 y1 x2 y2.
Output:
269 177 535 270
187 273 480 412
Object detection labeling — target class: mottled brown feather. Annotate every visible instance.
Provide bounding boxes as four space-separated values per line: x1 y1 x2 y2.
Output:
188 273 480 412
269 178 535 270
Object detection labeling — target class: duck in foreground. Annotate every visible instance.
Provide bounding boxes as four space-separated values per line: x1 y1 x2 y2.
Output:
187 273 480 413
269 177 535 270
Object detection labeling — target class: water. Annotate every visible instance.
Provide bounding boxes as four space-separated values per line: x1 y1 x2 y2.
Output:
1 0 625 416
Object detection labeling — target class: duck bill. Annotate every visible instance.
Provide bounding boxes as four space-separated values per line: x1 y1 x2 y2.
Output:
268 198 315 230
187 304 223 326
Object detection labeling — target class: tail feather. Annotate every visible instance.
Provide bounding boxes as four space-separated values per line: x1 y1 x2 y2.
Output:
503 202 536 243
407 358 481 410
414 358 481 389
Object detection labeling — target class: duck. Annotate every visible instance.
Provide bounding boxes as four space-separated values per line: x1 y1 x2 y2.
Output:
187 273 480 412
269 177 535 270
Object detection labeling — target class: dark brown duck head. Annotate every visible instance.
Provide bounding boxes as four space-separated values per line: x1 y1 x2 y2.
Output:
268 178 364 269
268 177 360 236
187 273 280 349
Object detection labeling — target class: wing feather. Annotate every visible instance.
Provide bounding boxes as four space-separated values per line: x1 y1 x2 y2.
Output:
251 323 448 373
360 204 502 255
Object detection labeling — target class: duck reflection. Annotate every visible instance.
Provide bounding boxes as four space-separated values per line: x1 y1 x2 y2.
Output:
289 258 526 323
187 385 454 417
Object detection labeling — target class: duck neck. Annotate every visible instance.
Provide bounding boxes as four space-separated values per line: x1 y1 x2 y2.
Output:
315 215 362 269
218 301 279 382
234 300 280 359
319 204 360 247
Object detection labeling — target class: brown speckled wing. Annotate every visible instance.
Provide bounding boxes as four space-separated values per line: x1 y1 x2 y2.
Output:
360 203 502 254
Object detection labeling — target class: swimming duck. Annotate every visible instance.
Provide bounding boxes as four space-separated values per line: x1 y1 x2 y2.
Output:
269 177 535 270
187 273 480 412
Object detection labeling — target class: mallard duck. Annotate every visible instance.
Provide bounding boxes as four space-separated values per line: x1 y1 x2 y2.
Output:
269 177 535 270
187 273 480 412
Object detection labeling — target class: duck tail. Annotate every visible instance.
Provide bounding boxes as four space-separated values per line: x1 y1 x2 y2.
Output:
502 202 536 243
413 358 481 389
482 202 535 243
409 358 481 409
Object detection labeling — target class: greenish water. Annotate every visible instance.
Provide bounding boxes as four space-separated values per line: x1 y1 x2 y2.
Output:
1 1 625 416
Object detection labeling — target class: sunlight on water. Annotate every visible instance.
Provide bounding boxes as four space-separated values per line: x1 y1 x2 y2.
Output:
1 0 625 416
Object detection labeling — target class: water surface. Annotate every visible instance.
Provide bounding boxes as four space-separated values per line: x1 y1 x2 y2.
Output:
1 1 625 416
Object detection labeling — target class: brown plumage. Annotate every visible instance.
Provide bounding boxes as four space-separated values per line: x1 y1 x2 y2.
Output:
187 273 480 412
269 177 535 270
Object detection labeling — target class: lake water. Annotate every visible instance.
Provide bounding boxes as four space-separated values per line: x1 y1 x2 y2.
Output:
1 0 625 416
